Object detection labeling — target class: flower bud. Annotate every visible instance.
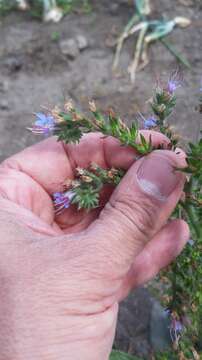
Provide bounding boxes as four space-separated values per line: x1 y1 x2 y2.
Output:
157 104 166 113
81 175 93 183
89 101 97 113
64 100 74 112
76 167 85 176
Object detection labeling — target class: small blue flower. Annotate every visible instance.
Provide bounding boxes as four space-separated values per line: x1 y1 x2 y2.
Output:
53 190 75 215
35 113 55 126
188 238 194 246
167 80 180 94
164 308 171 315
170 318 183 344
144 117 157 129
167 70 182 94
29 113 56 135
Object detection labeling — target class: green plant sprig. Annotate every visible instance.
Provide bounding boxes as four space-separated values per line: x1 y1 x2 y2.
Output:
54 101 153 155
64 164 125 211
148 89 202 359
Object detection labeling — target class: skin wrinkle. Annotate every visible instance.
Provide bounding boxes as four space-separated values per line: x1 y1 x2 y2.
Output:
0 187 8 200
0 168 54 225
108 195 155 242
80 230 127 284
2 140 73 196
0 158 53 205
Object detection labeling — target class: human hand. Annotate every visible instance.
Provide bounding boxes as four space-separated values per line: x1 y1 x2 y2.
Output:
0 131 189 360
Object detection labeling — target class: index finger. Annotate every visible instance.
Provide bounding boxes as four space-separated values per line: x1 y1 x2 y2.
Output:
1 131 170 195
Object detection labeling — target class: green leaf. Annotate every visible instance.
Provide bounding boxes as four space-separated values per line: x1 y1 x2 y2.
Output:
129 122 138 140
110 350 140 360
72 186 100 210
60 113 73 122
56 125 83 144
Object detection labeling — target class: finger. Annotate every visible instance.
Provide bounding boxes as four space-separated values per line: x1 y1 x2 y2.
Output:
119 219 190 299
1 137 74 195
0 167 53 225
0 197 61 237
1 131 170 195
103 130 170 169
87 150 187 278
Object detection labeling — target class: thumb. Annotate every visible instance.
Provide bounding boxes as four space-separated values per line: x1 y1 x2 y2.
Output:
88 150 186 276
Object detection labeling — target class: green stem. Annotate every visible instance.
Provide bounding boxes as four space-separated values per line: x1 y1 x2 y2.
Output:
160 38 192 69
181 201 201 239
170 263 177 311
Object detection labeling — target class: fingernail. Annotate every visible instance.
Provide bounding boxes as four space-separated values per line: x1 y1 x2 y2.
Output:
137 154 183 201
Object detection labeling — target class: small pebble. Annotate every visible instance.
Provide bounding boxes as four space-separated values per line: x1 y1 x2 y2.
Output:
0 100 9 110
59 38 80 59
76 35 89 51
0 80 8 93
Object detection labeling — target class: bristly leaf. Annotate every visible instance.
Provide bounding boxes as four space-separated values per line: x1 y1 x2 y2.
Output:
51 103 152 156
71 186 100 210
129 122 138 139
186 136 202 181
151 88 176 123
55 123 83 144
54 114 93 144
134 133 152 154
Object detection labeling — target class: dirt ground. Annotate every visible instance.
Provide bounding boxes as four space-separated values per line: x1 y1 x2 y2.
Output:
0 0 201 357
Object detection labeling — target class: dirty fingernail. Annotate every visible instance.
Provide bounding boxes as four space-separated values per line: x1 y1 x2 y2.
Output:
136 154 183 201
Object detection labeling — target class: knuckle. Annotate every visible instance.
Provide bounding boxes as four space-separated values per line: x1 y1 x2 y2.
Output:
109 192 158 241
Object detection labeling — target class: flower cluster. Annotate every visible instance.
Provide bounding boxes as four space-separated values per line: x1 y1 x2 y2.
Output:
50 164 125 214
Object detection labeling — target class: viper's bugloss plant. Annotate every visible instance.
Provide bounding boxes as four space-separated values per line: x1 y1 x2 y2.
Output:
29 71 202 359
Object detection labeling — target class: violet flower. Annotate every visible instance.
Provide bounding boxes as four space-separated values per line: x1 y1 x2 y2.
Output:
167 70 182 94
169 318 183 344
53 190 75 215
29 113 56 135
144 117 157 129
188 238 194 246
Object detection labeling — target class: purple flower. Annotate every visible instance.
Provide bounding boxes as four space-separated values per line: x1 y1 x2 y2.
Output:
164 308 171 315
53 190 75 215
170 318 183 344
29 113 56 135
144 117 157 129
167 70 182 94
188 238 194 246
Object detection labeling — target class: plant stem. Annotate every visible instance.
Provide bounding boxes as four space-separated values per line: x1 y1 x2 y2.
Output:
160 38 192 69
181 201 201 239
